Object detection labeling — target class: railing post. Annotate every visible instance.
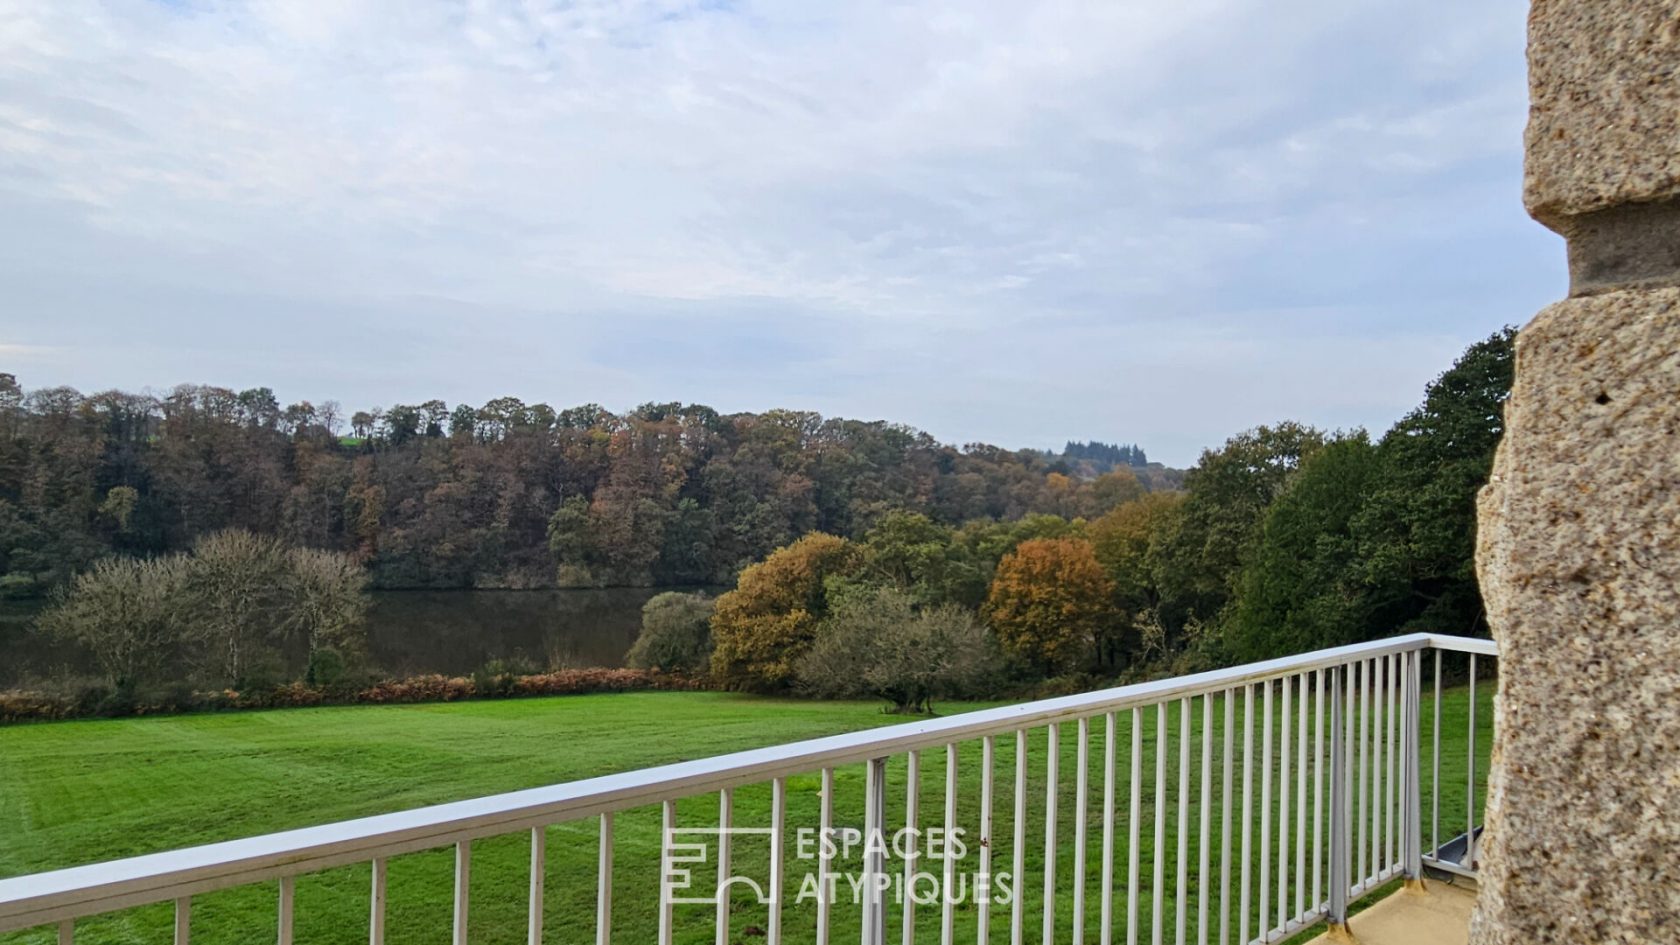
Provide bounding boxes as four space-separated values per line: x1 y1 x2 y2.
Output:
1327 664 1349 932
1402 651 1424 884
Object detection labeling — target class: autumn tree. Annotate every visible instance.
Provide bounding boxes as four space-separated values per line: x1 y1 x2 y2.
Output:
709 532 859 691
983 537 1114 675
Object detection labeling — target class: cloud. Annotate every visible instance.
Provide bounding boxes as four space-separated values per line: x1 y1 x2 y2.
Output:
0 0 1559 464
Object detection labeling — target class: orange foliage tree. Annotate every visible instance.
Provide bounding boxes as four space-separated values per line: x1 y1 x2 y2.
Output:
709 532 859 691
983 537 1115 674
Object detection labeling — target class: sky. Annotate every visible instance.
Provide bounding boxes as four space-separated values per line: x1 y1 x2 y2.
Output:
0 0 1562 467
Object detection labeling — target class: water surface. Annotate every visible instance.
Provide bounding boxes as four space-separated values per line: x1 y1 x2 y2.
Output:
0 587 717 687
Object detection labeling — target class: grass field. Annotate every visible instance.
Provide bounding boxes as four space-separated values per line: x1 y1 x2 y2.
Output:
0 684 1492 945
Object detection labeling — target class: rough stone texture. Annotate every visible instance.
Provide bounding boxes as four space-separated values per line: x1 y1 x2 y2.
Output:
1470 288 1680 945
1524 0 1680 229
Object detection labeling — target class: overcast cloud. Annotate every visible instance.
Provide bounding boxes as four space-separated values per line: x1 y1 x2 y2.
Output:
0 0 1560 465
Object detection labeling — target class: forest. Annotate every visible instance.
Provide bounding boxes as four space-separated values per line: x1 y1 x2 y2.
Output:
0 374 1168 596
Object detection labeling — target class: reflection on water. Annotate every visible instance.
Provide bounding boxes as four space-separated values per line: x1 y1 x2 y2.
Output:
0 587 719 687
363 587 717 676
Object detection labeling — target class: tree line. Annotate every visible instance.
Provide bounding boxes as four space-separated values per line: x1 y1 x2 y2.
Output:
623 329 1516 711
0 378 1180 597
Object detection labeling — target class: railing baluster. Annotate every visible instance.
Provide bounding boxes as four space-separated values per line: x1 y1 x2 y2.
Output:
452 842 469 945
1198 695 1212 945
597 814 613 945
1467 654 1478 868
1277 675 1290 933
1260 681 1273 939
1387 654 1398 873
718 789 733 945
1044 724 1060 945
1312 669 1324 916
1344 660 1354 895
904 750 921 945
818 769 833 945
1013 731 1027 945
1402 653 1422 881
943 743 959 945
1152 704 1166 945
1220 690 1233 945
663 799 678 945
770 780 786 945
1239 686 1252 945
279 875 295 945
1101 715 1116 945
1176 698 1190 945
1370 658 1383 884
863 759 886 945
529 826 546 945
1295 672 1307 922
1128 708 1142 945
1075 718 1089 945
979 736 996 945
1356 660 1368 889
1327 666 1348 929
370 858 386 945
174 897 190 945
1432 649 1441 859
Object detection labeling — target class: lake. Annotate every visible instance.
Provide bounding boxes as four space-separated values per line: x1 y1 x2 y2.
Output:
0 587 718 688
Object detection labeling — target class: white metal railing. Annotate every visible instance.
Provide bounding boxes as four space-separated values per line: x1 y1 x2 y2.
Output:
0 632 1496 945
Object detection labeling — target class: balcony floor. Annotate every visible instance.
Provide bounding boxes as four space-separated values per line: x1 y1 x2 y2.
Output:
1307 880 1477 945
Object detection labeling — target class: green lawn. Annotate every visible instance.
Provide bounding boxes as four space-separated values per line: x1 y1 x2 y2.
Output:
0 684 1492 945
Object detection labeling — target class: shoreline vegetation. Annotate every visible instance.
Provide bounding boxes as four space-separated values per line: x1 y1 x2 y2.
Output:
0 666 703 725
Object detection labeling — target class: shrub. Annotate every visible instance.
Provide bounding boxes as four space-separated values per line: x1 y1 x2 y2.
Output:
626 591 715 674
0 666 705 723
796 586 1000 713
472 657 540 697
306 647 347 688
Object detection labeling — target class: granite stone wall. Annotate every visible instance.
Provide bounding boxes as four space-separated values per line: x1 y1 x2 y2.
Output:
1469 2 1680 943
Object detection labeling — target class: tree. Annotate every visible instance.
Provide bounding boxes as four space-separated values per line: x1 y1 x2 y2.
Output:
796 586 998 713
280 547 371 661
1089 492 1185 666
709 533 858 691
1227 435 1381 662
1150 422 1326 647
1352 328 1517 636
37 555 189 687
184 529 291 685
983 537 1114 674
625 591 715 674
860 511 985 607
38 533 371 689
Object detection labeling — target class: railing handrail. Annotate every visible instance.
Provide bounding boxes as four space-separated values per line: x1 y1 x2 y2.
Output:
0 632 1494 931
